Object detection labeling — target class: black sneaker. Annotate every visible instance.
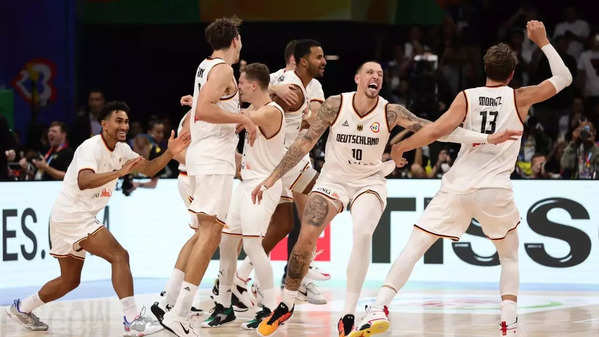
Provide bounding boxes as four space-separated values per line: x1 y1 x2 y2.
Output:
337 314 355 337
241 306 272 330
200 303 235 328
231 291 249 312
150 301 166 323
190 306 203 315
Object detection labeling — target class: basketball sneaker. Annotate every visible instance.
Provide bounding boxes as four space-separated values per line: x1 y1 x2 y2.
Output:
297 280 327 305
232 274 256 311
257 302 294 337
123 307 163 337
241 306 272 330
349 305 390 337
6 299 48 331
337 314 355 337
499 317 518 336
162 311 200 337
151 300 202 324
201 303 236 328
305 264 331 281
210 277 219 301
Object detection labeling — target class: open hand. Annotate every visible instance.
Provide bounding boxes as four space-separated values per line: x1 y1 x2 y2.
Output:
167 130 191 155
119 157 143 176
251 179 272 204
488 129 523 144
274 84 300 107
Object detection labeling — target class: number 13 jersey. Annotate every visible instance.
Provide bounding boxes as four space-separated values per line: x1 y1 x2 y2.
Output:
442 85 523 193
321 92 390 180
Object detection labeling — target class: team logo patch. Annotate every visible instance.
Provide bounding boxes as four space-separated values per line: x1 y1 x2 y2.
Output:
357 124 363 131
370 122 380 133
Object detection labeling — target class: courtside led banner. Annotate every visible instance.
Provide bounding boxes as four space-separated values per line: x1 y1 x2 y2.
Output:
0 180 597 289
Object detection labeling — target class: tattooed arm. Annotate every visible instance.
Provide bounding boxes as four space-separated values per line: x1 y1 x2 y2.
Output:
388 94 522 161
251 95 341 203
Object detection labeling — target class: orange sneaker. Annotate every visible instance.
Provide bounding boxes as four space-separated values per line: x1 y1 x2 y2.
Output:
257 302 294 336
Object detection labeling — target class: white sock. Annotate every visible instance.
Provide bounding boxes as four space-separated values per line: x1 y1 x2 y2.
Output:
281 288 297 309
375 286 397 307
173 281 198 318
218 283 232 307
344 291 360 315
262 288 276 311
19 292 45 313
120 296 138 322
160 268 185 308
501 300 517 323
237 257 254 281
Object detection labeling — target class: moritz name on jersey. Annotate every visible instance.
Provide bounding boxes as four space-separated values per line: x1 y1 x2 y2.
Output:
335 133 380 146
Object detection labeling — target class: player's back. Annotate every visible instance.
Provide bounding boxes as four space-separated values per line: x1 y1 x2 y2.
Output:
187 57 239 176
441 85 523 193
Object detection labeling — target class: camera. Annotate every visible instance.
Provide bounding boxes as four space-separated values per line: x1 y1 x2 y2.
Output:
580 125 592 141
121 174 135 196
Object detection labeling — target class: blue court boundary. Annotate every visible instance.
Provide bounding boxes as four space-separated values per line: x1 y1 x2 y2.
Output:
2 278 598 306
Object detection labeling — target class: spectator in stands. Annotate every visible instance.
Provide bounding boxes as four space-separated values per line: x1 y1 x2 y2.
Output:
498 2 539 66
427 147 453 178
0 115 17 181
384 44 411 103
147 119 166 147
561 121 599 179
404 26 429 59
129 134 159 189
72 89 105 147
530 153 550 179
544 141 568 178
31 121 73 180
553 5 590 61
515 116 553 178
577 34 599 104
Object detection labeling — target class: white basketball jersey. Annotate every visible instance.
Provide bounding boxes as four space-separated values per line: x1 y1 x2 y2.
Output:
441 85 523 192
176 113 187 172
278 71 309 148
241 102 286 181
321 92 390 180
186 57 240 175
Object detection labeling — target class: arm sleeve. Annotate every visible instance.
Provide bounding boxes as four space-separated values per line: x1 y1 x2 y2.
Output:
438 127 488 144
542 44 573 93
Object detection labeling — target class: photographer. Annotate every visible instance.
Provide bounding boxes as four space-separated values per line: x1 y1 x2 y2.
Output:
0 115 17 180
561 121 599 179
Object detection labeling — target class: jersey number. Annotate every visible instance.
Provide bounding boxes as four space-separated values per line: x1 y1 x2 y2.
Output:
480 111 498 134
352 148 363 161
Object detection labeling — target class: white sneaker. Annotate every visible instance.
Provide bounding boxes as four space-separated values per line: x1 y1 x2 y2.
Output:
6 299 48 331
232 274 256 311
499 317 518 336
162 311 201 337
350 305 390 337
305 264 331 281
297 280 327 305
123 307 163 337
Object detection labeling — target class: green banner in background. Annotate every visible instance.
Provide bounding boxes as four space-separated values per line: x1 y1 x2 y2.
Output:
0 89 15 129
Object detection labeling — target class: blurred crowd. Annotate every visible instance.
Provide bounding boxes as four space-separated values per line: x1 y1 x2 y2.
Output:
1 2 598 182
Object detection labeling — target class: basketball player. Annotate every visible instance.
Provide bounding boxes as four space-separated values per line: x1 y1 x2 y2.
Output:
251 61 519 337
230 39 330 309
6 101 190 336
352 20 572 337
201 63 286 330
158 17 258 337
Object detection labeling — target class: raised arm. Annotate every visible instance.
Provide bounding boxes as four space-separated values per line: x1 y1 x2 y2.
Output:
251 95 340 203
515 20 573 118
132 130 191 177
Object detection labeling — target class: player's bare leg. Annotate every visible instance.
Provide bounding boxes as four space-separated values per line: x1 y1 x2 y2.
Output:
351 228 438 337
257 193 339 336
491 230 519 335
7 256 83 331
78 227 162 335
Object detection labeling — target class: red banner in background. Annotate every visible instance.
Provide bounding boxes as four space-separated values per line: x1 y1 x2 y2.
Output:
270 223 331 262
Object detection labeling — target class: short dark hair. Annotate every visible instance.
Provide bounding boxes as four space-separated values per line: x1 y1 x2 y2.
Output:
204 16 242 51
293 39 321 64
356 60 382 74
49 121 67 134
243 63 270 90
483 43 518 82
99 101 130 122
148 119 164 132
89 88 104 97
284 40 297 64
